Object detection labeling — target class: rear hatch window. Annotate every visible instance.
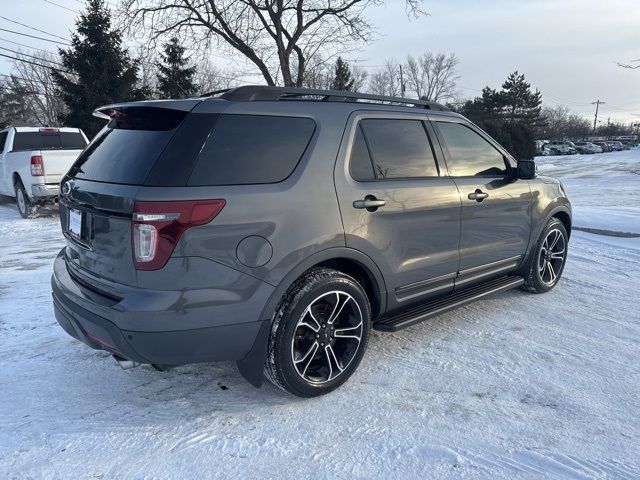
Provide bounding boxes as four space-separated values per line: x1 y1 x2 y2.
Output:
67 107 187 185
12 131 87 151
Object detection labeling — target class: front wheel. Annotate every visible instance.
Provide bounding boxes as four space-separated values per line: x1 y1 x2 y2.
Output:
265 267 371 397
522 218 568 293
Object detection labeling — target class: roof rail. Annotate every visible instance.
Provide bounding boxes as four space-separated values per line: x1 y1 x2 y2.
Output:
201 85 449 111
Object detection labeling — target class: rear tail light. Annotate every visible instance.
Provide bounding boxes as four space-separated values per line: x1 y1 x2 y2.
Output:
132 199 226 270
30 155 44 176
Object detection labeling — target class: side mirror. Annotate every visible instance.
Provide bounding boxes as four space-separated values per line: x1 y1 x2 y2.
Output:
516 159 536 180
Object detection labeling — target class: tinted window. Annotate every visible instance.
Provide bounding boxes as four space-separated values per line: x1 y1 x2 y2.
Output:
12 131 87 151
360 119 438 179
349 125 375 181
0 131 7 152
188 115 315 186
60 132 87 149
436 122 508 177
67 107 187 185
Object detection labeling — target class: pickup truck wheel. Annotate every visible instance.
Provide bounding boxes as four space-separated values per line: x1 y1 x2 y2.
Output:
265 267 371 397
14 181 34 219
521 218 568 293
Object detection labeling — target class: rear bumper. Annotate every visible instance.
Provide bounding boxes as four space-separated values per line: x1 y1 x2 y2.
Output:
51 250 272 366
31 183 59 199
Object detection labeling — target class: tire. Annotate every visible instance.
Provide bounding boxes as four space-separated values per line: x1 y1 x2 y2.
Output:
265 267 371 397
14 180 34 219
521 218 568 293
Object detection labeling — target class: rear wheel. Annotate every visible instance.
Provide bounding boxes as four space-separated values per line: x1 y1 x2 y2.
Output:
265 267 371 397
14 180 34 219
522 218 568 293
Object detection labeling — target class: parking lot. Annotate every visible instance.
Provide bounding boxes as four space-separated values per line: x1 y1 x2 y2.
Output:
1 150 639 479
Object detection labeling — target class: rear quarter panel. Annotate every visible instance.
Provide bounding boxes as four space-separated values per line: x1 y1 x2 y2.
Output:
135 101 352 287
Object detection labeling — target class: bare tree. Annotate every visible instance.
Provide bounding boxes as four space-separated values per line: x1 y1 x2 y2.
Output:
194 58 242 92
404 52 459 102
367 59 401 96
121 0 424 87
541 105 591 139
302 56 367 91
350 65 368 92
8 51 66 126
301 55 333 89
135 44 159 96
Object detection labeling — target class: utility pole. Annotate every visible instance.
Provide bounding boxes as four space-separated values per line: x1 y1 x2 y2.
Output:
592 100 604 134
399 64 405 98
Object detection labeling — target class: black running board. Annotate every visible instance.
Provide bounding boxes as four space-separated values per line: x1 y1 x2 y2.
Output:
374 275 524 332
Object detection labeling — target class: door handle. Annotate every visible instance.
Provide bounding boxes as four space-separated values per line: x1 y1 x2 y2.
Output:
353 195 386 211
468 190 489 202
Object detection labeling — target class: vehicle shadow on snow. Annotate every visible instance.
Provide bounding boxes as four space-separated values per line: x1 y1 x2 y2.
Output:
45 287 536 423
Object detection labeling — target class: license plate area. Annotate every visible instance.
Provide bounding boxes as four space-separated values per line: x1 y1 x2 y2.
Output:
68 209 82 237
67 208 92 247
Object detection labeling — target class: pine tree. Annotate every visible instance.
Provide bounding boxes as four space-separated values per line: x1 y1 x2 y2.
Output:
156 37 198 99
331 57 355 91
499 71 543 128
52 0 144 138
456 71 543 160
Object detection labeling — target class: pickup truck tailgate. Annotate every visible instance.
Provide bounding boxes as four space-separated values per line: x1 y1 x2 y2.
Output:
43 149 83 184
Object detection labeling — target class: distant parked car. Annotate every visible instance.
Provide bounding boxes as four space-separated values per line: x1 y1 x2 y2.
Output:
547 141 578 155
607 141 627 151
573 142 603 154
0 127 88 218
593 141 613 152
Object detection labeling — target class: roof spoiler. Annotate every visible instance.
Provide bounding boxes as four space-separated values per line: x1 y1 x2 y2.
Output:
93 98 204 120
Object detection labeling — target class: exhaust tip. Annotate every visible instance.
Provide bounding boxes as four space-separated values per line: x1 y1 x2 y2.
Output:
113 354 139 370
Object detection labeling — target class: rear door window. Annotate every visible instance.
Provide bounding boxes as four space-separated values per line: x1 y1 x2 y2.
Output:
187 115 315 186
436 122 508 177
359 119 438 179
67 107 187 185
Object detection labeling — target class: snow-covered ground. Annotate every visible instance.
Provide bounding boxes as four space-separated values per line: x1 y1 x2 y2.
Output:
1 150 639 479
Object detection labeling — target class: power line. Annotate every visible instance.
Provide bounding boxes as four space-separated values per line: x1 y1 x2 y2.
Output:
0 36 58 55
0 28 70 46
0 15 69 42
0 52 71 74
0 46 63 67
42 0 79 14
0 72 38 82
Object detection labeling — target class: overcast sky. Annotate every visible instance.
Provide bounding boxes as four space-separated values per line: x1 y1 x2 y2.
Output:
1 0 638 123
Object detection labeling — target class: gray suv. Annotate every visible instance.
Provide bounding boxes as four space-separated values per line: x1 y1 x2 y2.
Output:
52 86 571 397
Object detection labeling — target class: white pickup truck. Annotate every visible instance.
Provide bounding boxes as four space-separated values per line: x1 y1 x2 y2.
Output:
0 126 88 218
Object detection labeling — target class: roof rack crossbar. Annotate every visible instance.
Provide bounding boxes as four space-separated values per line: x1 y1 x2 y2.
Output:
209 86 449 111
